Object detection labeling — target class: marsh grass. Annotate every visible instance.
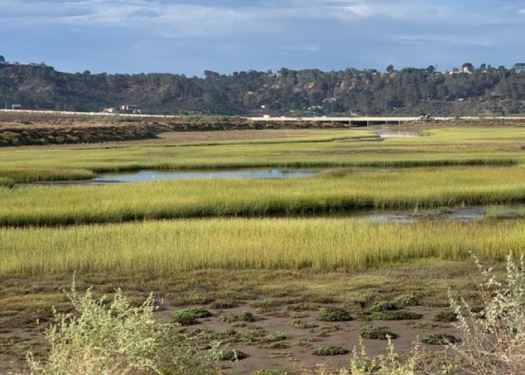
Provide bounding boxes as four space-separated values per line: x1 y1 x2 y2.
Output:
3 167 525 226
3 217 525 276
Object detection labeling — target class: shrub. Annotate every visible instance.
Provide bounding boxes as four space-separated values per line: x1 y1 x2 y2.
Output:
450 255 525 374
360 325 399 340
27 281 218 375
422 334 460 345
172 307 212 326
369 301 399 313
370 310 422 321
213 348 248 361
222 311 256 323
433 310 458 323
318 307 353 322
312 345 349 356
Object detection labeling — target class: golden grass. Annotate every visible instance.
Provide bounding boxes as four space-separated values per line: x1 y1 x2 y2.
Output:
1 217 524 276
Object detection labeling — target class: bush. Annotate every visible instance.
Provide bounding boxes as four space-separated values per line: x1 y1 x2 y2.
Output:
222 311 256 324
422 334 461 345
369 301 399 313
318 307 353 322
312 345 349 356
27 281 218 375
172 307 212 326
450 255 525 374
370 310 422 321
360 325 399 340
213 348 248 361
433 310 458 323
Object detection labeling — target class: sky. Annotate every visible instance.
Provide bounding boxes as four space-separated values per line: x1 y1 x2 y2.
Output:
0 0 524 76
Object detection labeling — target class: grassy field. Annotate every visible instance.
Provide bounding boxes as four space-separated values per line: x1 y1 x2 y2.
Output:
1 126 525 183
1 217 524 275
3 124 525 373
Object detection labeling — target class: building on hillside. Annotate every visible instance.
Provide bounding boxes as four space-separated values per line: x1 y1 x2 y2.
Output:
512 63 525 74
119 105 142 114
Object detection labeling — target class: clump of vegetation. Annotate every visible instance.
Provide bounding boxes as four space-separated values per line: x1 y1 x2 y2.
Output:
393 293 420 307
369 301 399 313
422 334 461 345
318 307 353 322
292 320 319 329
222 311 256 324
449 255 525 374
27 282 218 375
209 300 239 309
370 310 422 321
433 309 458 323
213 348 248 362
172 307 212 326
252 369 289 375
312 345 349 356
360 325 399 340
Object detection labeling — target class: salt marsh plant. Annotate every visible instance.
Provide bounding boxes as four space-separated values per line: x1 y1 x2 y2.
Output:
27 282 218 375
4 166 525 226
3 218 525 276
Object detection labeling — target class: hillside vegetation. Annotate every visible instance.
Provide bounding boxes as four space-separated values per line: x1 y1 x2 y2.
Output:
1 61 525 115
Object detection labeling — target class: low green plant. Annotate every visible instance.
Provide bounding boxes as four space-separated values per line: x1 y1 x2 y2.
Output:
172 307 212 326
27 281 218 375
432 310 458 323
449 255 525 374
421 334 460 345
213 348 248 361
360 325 399 340
369 301 399 313
318 307 353 322
370 310 422 321
222 312 256 324
312 345 349 356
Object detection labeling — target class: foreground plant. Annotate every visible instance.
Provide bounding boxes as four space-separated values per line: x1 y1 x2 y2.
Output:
450 255 525 375
28 281 218 375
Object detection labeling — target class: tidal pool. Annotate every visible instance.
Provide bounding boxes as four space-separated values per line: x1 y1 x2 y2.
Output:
93 168 322 183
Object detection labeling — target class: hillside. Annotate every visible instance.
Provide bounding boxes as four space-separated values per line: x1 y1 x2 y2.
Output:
1 59 525 116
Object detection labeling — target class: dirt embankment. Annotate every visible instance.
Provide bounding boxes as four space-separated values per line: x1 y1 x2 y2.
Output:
0 113 355 147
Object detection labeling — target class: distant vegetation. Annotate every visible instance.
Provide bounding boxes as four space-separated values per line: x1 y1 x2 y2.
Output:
1 58 524 115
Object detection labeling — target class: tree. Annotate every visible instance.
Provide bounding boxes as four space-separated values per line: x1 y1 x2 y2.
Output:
0 55 5 64
426 65 436 73
386 65 395 73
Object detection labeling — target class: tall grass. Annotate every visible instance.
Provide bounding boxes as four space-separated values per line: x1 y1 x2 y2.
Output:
1 126 525 182
2 167 525 226
2 218 525 275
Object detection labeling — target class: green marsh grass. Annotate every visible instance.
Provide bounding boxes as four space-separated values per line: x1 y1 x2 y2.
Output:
2 217 525 275
1 127 525 182
3 166 525 226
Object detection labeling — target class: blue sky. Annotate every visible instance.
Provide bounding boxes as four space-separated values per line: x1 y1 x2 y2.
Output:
1 0 524 75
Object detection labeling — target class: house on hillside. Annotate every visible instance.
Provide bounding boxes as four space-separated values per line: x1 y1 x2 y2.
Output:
512 63 525 74
119 105 142 114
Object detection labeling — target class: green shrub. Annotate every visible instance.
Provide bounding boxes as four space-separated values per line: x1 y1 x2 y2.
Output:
422 334 461 345
222 311 256 323
371 310 422 321
318 307 353 322
213 348 248 361
27 281 218 375
433 310 458 323
360 325 399 340
312 345 349 356
172 307 212 326
369 301 399 313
